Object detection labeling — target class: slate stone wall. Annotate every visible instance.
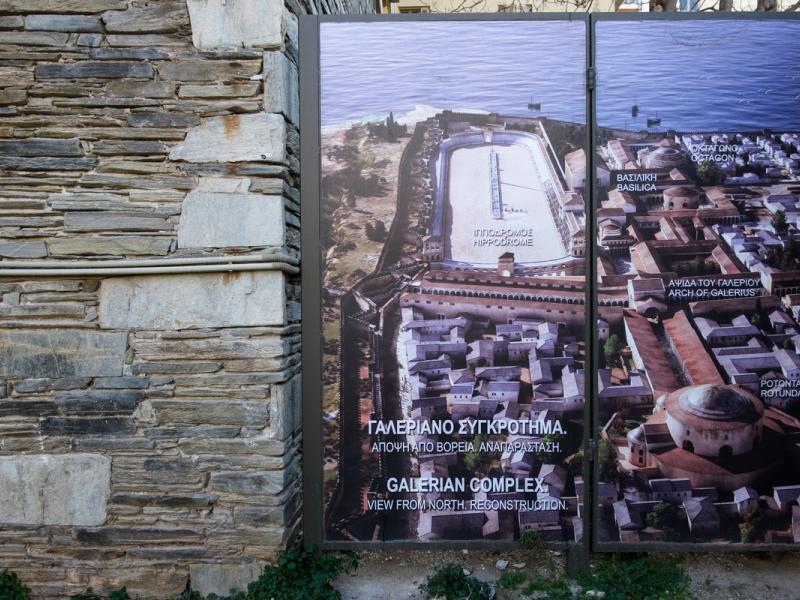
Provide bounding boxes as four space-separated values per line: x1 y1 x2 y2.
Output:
0 0 370 597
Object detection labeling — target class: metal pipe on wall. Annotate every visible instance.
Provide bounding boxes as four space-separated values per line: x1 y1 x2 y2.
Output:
0 262 299 278
0 251 299 270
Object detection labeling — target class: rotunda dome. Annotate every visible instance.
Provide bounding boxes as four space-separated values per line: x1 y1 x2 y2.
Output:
675 384 763 424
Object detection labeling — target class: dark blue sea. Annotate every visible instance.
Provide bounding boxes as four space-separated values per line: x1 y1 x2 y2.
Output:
320 20 588 127
596 20 800 132
320 19 800 133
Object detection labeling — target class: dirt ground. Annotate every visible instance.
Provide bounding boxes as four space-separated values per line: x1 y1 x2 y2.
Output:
335 548 800 599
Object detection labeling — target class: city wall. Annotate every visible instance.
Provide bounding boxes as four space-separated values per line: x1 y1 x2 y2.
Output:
0 0 368 597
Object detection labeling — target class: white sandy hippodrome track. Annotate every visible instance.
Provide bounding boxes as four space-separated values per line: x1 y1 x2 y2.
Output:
437 131 569 266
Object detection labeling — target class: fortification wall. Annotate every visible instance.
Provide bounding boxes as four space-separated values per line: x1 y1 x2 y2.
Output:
0 1 369 597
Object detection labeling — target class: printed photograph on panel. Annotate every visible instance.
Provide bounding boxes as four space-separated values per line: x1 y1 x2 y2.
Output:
319 19 588 542
594 19 800 545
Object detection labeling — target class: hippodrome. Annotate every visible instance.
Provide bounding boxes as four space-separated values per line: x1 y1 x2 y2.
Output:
425 128 582 271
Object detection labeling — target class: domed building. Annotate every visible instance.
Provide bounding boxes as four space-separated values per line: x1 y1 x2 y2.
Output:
627 383 789 490
662 185 700 210
664 384 764 458
642 139 687 170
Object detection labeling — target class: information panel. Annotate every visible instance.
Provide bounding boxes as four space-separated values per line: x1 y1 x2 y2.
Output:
593 17 800 548
310 17 590 544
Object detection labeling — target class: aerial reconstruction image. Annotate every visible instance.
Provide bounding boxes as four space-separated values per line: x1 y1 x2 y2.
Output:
318 19 589 543
593 19 800 546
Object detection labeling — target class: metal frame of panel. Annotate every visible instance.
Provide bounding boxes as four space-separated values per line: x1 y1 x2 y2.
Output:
590 11 800 554
301 13 593 551
302 10 800 553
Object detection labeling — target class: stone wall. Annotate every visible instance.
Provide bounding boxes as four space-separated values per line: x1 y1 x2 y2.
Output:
0 0 369 597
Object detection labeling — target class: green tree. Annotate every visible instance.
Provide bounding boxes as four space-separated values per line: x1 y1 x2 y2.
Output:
691 256 704 274
0 569 30 600
696 160 722 186
365 220 387 242
740 506 765 543
386 112 397 142
772 210 789 235
539 434 563 463
464 435 492 475
597 438 618 482
739 506 766 544
604 334 623 368
782 237 799 271
374 219 387 240
566 448 585 478
646 501 685 541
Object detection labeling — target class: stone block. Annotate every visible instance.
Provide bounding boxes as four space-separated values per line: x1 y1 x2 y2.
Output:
144 425 239 439
283 7 298 62
0 90 27 106
177 190 284 249
178 82 260 98
105 33 187 47
0 240 46 258
269 375 301 441
0 0 126 12
55 390 146 415
135 336 287 362
77 33 103 47
73 527 203 544
85 567 188 600
190 563 262 598
82 173 194 188
99 271 286 329
177 436 287 456
157 59 261 82
0 304 84 318
0 330 127 378
209 471 285 495
234 505 291 528
53 377 93 390
91 48 168 60
36 61 154 79
94 376 148 389
132 361 221 375
127 112 199 128
14 377 90 393
64 212 170 232
41 417 135 435
196 177 251 193
102 1 189 33
170 113 285 163
47 236 171 256
92 140 168 155
126 547 215 561
0 137 82 157
111 493 215 508
0 157 97 170
25 15 103 32
263 51 298 126
0 401 57 418
0 16 23 28
106 80 176 98
0 67 31 88
0 30 68 45
186 0 282 50
0 454 110 526
145 399 268 427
